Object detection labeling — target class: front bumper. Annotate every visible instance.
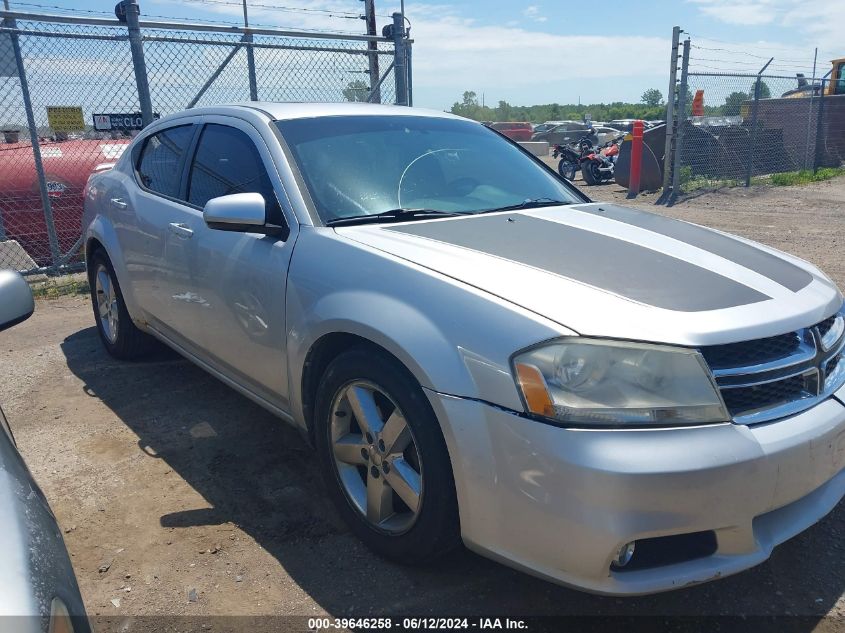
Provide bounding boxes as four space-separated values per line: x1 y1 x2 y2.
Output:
427 389 845 595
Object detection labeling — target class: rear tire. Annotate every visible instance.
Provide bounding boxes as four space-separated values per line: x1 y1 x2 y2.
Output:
88 249 156 360
315 346 460 564
581 161 601 185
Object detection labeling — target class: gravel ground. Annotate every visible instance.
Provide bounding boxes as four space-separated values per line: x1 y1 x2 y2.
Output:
2 176 845 630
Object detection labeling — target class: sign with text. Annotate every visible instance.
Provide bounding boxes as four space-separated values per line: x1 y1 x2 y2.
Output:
93 112 159 131
46 106 85 132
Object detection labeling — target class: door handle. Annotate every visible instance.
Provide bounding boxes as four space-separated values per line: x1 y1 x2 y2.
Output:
110 197 127 209
168 222 194 239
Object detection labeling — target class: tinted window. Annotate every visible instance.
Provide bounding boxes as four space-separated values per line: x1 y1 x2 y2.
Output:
276 115 581 223
136 125 194 198
188 124 281 222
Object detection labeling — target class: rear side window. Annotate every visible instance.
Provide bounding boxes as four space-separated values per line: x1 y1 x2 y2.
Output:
187 124 282 222
136 125 194 198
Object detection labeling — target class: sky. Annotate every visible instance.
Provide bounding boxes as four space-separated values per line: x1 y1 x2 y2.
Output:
7 0 844 110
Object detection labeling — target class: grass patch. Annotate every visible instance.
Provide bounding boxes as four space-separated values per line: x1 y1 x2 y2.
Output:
30 274 89 299
769 167 845 186
678 165 844 193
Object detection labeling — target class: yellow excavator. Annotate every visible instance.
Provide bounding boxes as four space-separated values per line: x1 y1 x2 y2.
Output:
781 58 845 98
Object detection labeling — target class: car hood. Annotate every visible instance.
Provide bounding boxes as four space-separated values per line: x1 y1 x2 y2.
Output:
336 203 843 346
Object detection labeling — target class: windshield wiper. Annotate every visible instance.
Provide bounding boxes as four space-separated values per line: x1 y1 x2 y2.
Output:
476 198 572 214
326 208 468 227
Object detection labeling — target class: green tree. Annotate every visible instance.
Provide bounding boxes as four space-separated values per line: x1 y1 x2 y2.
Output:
749 81 771 99
723 91 749 116
641 88 663 107
342 79 369 102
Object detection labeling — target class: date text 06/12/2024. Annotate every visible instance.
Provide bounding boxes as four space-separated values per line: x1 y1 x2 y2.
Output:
307 618 529 630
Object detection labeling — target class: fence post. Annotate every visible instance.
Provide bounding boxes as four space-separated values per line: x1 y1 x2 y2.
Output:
363 0 381 104
814 74 830 173
241 0 258 101
390 12 407 106
7 6 60 267
0 0 10 239
803 47 818 169
657 26 681 204
745 57 772 187
124 0 154 126
668 38 690 204
405 38 413 107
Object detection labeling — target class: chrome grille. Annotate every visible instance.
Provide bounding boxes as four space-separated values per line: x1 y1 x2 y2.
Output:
720 374 812 416
700 331 803 370
818 315 837 340
701 310 845 425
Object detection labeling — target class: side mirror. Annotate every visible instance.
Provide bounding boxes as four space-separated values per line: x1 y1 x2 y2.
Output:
0 270 34 333
203 193 267 232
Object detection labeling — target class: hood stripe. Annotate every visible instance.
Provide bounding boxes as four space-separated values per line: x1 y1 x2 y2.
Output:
387 215 770 312
572 204 812 292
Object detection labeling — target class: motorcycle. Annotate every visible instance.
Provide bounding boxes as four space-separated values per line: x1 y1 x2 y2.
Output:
552 134 595 180
579 135 623 185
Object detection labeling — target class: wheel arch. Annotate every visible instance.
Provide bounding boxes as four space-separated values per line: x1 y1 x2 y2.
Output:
83 218 141 322
299 329 443 447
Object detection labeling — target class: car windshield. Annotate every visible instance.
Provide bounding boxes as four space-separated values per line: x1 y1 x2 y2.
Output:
275 115 581 225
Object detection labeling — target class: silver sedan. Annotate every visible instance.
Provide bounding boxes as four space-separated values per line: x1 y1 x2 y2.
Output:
82 103 845 595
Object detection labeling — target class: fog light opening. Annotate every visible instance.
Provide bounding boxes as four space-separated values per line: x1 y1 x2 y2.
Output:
613 541 636 568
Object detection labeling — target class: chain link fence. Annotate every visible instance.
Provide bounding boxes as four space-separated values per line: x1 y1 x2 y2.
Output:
660 32 844 202
0 5 409 277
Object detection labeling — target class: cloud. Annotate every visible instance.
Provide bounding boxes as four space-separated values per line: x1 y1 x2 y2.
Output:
692 1 776 26
690 0 843 49
522 6 548 23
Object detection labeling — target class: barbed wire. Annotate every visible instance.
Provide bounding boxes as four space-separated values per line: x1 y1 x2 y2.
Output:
5 0 379 35
176 0 392 19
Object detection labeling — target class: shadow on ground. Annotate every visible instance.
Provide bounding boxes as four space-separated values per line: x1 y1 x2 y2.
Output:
60 326 845 625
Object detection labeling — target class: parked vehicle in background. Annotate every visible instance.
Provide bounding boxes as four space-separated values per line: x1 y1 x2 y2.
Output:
0 270 91 632
532 122 593 145
552 141 582 180
593 125 622 145
0 136 130 266
608 119 653 134
552 132 598 180
83 102 845 595
532 123 556 134
488 121 533 141
581 135 623 185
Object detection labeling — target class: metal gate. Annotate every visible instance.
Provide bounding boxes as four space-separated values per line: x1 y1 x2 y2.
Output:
0 2 412 274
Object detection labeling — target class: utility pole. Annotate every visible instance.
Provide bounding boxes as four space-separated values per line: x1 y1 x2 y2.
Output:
242 0 258 101
362 0 380 103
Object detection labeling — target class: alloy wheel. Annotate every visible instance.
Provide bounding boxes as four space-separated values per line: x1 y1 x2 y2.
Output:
330 380 423 534
95 263 119 344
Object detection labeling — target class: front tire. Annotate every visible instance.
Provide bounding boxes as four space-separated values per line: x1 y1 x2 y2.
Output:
557 157 577 180
315 346 460 564
88 249 156 360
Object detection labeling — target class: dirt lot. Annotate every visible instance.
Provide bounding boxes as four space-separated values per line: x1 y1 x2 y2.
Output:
2 177 845 630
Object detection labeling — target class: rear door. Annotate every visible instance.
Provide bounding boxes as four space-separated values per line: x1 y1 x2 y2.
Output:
179 117 296 409
118 122 197 324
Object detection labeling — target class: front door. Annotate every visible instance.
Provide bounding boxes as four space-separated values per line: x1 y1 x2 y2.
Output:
180 119 296 409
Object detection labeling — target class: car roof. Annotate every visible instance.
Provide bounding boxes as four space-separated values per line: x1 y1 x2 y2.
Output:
182 102 465 122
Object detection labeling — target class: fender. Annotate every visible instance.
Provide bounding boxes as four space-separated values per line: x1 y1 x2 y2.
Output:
84 215 144 327
285 227 569 430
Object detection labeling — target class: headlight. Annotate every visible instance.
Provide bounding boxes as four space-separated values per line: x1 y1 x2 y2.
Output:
512 338 729 426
